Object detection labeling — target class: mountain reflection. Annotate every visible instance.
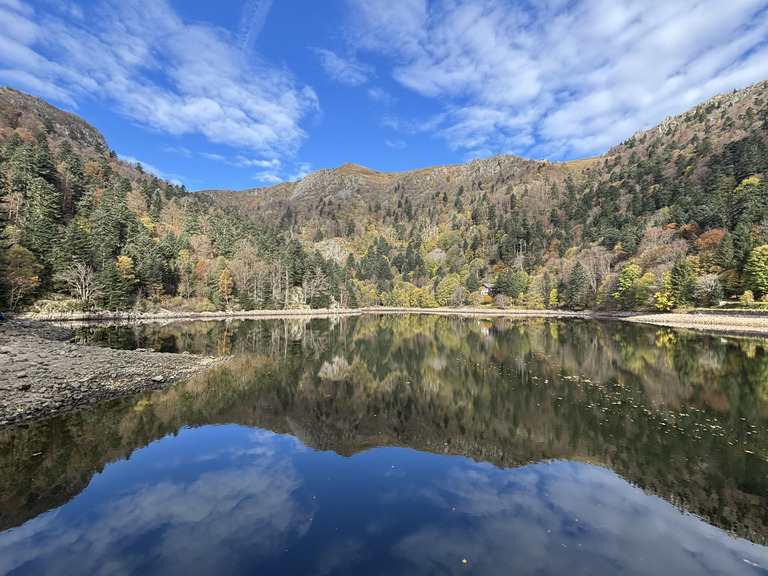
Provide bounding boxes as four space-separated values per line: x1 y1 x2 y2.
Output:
2 315 767 545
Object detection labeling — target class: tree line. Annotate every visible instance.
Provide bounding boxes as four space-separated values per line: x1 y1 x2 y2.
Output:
1 84 768 313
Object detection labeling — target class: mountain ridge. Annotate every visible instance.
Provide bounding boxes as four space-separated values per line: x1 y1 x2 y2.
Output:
0 86 109 154
1 77 767 313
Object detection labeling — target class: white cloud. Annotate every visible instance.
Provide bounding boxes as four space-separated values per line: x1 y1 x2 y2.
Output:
0 0 318 160
254 170 284 185
118 154 185 186
0 431 314 576
288 162 313 181
238 0 274 56
367 86 395 105
235 156 281 169
344 0 768 160
391 461 768 575
314 48 374 87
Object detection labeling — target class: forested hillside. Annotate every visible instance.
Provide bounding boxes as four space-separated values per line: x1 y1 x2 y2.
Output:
1 80 768 313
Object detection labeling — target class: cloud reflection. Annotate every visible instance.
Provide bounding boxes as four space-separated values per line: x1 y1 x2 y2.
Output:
392 461 768 576
0 427 312 576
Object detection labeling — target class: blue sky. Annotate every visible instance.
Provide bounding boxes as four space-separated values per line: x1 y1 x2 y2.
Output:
1 0 768 191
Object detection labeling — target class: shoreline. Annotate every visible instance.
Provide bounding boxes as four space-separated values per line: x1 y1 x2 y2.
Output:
0 319 229 429
12 306 768 336
3 308 768 430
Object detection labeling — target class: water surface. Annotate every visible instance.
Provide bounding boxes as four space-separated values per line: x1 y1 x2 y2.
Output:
1 315 767 575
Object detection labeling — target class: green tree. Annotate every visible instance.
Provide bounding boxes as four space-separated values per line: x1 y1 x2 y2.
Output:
614 264 642 310
465 271 480 293
436 274 461 306
1 245 43 309
668 253 697 306
744 244 768 298
20 177 61 265
568 262 590 310
716 232 735 270
99 260 130 310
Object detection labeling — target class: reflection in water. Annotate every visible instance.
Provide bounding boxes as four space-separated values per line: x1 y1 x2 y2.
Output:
2 315 768 574
2 427 767 576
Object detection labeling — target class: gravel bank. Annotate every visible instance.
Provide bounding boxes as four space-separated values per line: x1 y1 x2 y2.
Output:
625 312 768 335
0 319 228 429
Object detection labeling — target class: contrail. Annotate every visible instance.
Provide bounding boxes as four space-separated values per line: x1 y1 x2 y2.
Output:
238 0 274 58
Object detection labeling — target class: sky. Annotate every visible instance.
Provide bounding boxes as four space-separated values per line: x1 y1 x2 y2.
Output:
1 0 768 192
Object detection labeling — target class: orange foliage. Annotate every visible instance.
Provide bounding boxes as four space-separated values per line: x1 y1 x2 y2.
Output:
678 224 701 239
694 229 724 254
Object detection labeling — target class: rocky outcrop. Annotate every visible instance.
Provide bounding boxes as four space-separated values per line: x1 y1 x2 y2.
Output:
0 86 109 152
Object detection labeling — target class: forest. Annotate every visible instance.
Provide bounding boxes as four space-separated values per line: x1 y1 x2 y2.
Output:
1 81 768 314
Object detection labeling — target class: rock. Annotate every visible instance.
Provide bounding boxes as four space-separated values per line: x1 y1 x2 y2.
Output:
151 375 165 383
16 372 27 378
17 383 31 391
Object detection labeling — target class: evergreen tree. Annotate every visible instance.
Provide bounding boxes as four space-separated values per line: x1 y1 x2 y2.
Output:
20 176 61 267
668 253 697 306
716 232 735 269
54 218 90 273
568 262 590 310
744 245 768 298
465 272 480 293
99 260 130 310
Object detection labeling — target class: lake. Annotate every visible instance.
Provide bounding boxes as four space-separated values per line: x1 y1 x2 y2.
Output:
1 315 767 575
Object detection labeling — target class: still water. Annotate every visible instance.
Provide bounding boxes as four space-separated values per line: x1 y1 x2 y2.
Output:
1 315 767 575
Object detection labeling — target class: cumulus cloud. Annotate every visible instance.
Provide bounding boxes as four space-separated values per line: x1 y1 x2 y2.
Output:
0 0 318 160
343 0 768 160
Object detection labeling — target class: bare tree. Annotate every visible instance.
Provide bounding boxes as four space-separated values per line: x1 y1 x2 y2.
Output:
303 266 330 303
580 245 613 292
55 262 103 303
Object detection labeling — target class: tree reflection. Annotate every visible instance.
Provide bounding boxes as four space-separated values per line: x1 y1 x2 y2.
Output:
2 315 768 543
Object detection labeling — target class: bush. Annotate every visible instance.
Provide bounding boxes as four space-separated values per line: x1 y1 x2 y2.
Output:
195 299 218 312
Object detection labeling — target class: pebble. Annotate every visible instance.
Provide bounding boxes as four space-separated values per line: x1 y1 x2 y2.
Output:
0 319 227 429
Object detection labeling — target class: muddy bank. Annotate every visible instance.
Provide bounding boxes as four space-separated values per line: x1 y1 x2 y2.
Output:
0 319 228 429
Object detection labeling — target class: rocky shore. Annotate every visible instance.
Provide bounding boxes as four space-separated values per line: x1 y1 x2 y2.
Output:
0 319 228 429
626 311 768 335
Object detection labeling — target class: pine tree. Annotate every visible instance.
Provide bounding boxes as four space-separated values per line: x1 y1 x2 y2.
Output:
669 254 697 306
99 260 130 310
568 262 590 310
20 177 61 267
744 245 768 298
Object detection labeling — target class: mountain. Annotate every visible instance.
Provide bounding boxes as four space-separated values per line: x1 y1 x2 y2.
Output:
0 87 109 154
1 80 767 313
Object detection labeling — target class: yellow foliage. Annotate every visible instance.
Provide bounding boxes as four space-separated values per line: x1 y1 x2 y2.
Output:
116 256 137 284
140 216 155 235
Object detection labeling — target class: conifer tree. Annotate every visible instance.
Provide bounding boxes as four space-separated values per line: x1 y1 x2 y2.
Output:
20 176 61 267
668 253 697 306
568 262 590 310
